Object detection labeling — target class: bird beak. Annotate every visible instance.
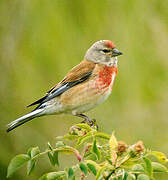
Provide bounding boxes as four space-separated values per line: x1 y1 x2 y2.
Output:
112 48 123 57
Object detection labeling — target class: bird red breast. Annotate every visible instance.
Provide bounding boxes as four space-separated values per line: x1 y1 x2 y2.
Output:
7 40 123 132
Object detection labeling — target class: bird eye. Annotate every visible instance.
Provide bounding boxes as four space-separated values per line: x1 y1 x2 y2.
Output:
102 49 111 53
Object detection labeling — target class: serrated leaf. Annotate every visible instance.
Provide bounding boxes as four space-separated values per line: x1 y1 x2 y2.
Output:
7 154 30 178
92 139 101 160
48 152 55 166
79 162 88 175
39 171 66 180
68 168 74 179
137 174 150 180
143 157 153 177
76 132 93 147
75 123 92 132
27 159 36 175
150 151 168 163
95 132 110 140
152 162 168 173
87 163 97 176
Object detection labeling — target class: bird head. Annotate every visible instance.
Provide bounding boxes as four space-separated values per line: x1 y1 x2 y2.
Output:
85 40 123 66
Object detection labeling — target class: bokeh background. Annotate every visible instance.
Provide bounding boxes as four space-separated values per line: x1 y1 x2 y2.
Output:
0 0 168 179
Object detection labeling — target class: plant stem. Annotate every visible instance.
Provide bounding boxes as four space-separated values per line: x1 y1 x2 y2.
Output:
31 146 81 162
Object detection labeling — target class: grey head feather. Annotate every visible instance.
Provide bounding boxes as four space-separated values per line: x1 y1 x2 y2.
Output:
84 40 117 66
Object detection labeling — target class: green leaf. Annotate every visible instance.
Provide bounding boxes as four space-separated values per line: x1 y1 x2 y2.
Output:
7 154 30 178
55 141 65 148
39 171 66 180
132 164 145 173
53 151 59 166
30 147 40 157
121 158 141 169
55 136 64 140
64 134 78 140
48 150 59 167
76 132 93 147
87 163 97 176
152 162 168 173
143 157 153 177
109 132 118 151
150 151 168 163
109 132 118 164
53 146 81 161
123 172 128 180
27 147 33 158
68 168 74 179
95 166 106 180
92 139 101 160
94 132 110 140
27 159 36 175
47 152 55 166
126 174 136 180
137 174 150 180
48 142 53 151
79 162 88 175
26 146 40 175
85 153 97 161
75 123 92 132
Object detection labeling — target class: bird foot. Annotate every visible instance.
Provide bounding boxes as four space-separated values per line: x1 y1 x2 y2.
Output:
75 114 98 130
81 118 98 130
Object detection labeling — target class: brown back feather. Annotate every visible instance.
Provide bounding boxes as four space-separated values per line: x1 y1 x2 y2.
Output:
27 60 95 107
61 59 95 83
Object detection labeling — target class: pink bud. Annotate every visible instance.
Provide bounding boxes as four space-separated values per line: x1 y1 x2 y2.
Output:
75 151 82 161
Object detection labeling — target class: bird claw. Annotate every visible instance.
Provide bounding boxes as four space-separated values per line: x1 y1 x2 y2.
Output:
81 118 98 130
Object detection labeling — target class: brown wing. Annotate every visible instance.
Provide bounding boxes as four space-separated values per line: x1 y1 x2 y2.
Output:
27 60 95 107
61 59 95 83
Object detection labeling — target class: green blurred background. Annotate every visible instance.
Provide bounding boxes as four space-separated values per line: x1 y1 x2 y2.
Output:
0 0 168 179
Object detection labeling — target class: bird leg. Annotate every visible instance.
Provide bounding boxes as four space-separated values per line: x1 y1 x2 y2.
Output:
75 114 98 129
75 113 92 124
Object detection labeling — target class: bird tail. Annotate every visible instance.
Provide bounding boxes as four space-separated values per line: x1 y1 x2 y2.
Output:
6 109 44 132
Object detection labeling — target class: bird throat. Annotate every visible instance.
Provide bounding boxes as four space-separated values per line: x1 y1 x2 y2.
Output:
98 65 117 87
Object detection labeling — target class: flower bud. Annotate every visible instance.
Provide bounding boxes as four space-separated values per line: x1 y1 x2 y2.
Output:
117 141 128 155
134 141 144 154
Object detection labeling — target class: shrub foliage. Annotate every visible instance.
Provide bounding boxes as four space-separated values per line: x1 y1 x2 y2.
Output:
7 123 168 179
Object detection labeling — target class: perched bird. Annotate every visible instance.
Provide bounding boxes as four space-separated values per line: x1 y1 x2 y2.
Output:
7 40 123 132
